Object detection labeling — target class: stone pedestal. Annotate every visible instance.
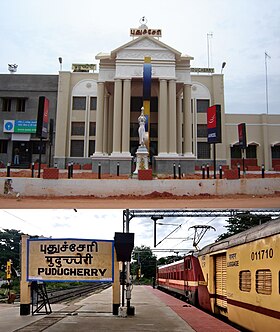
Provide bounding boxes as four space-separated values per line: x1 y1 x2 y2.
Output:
133 145 149 174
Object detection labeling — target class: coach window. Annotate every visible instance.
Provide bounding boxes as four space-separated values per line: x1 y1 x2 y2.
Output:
185 258 192 270
239 270 251 292
256 269 272 295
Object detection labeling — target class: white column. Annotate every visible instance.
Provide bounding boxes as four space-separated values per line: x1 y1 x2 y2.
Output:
176 93 182 155
102 93 109 154
122 79 131 155
108 94 114 155
158 79 168 155
168 79 177 154
112 79 122 154
183 84 193 156
95 82 105 154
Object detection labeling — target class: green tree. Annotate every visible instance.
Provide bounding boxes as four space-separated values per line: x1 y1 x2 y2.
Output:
0 229 23 273
217 212 272 241
157 255 183 266
131 245 157 280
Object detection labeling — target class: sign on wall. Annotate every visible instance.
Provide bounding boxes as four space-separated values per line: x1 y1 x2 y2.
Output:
207 104 222 144
36 96 49 139
27 238 114 282
238 123 247 149
3 120 37 133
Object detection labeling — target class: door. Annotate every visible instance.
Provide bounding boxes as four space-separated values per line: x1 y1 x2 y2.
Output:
13 142 32 165
215 253 227 309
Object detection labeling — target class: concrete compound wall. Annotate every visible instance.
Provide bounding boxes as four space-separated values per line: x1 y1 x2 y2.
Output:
1 177 280 198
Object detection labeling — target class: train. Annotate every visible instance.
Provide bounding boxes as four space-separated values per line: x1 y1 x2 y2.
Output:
157 217 280 332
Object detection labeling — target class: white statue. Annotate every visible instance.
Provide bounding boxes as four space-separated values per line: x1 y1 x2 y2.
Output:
138 107 146 146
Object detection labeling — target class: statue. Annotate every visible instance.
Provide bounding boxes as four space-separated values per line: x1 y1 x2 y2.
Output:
138 107 146 146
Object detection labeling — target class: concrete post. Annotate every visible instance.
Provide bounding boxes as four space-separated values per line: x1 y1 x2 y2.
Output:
20 235 31 315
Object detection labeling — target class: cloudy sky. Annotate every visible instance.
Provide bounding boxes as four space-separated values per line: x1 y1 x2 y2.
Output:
1 0 279 114
0 209 227 258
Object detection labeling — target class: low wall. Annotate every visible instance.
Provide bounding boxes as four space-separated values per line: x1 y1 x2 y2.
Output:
1 178 280 197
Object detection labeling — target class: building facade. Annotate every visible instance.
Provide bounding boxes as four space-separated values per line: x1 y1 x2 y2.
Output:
0 74 58 167
1 29 280 173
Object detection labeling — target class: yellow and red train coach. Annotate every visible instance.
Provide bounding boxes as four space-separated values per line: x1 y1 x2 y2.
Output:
157 218 280 332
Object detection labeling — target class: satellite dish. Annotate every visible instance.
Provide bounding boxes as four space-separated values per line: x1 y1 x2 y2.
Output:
8 64 18 74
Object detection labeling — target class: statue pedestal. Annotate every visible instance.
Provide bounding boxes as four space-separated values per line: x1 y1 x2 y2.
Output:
133 145 149 174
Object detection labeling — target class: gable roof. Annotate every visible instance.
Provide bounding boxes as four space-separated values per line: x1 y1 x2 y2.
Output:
96 35 193 61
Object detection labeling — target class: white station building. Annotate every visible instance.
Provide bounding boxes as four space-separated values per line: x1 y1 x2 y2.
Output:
1 21 280 173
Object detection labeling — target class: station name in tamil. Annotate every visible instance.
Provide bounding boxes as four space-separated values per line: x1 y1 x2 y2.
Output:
40 241 98 255
130 28 162 37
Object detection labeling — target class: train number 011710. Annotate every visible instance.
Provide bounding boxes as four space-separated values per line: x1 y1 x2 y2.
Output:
250 248 273 260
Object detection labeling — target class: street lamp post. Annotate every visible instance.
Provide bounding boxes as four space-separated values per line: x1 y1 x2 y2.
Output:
265 52 271 115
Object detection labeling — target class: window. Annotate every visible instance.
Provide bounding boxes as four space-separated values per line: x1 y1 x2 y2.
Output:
185 259 192 270
89 122 96 136
32 142 46 154
256 269 272 295
150 123 158 138
72 97 86 110
71 122 85 136
70 140 84 157
16 98 26 112
130 123 139 138
246 145 257 158
197 142 210 159
0 140 8 153
197 124 208 138
150 97 158 112
272 146 280 159
239 270 251 292
131 97 142 112
231 146 242 159
197 99 210 113
90 97 97 110
1 98 12 112
89 140 95 156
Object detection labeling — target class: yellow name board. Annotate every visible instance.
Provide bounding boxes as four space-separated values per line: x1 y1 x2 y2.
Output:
6 260 12 279
27 239 114 282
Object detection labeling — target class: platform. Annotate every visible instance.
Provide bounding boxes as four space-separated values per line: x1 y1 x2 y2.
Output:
0 286 239 332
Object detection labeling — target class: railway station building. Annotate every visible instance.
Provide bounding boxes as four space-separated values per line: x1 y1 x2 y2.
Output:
1 23 280 173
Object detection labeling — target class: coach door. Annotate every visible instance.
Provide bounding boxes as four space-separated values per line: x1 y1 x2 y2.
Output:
215 253 227 312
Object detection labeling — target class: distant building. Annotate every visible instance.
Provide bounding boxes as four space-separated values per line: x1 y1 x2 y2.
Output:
1 24 279 173
0 74 58 167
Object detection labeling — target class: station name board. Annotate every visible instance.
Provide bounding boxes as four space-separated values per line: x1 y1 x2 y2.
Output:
72 64 96 72
191 68 215 73
27 238 114 282
130 28 162 37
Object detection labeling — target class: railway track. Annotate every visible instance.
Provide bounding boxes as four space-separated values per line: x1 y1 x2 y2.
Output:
46 282 111 304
